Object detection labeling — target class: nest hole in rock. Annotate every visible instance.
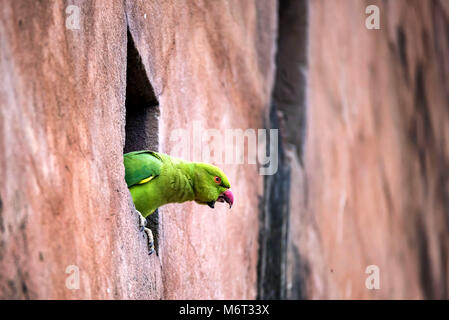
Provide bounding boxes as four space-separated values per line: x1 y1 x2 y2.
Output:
124 28 160 253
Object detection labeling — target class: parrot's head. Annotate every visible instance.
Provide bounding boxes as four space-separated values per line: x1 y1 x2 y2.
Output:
193 163 234 209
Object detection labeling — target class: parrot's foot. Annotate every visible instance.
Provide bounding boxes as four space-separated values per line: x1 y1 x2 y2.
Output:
137 210 148 232
136 210 154 255
144 227 155 255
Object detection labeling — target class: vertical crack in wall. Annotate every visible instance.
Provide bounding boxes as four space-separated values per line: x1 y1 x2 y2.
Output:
124 29 161 252
257 0 309 300
257 104 291 300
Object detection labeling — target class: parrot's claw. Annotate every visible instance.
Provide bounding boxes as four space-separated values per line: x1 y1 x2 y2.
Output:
144 227 155 255
136 210 154 254
137 211 148 232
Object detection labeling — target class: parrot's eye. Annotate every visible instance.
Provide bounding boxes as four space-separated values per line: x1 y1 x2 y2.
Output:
214 176 221 184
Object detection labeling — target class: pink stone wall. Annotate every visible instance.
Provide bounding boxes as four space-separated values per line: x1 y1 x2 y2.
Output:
301 0 449 299
0 0 276 299
1 0 448 300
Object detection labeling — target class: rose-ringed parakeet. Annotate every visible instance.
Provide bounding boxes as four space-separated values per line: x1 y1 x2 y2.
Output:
124 150 234 254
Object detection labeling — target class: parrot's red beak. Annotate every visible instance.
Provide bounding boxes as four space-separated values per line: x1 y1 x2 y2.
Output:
217 189 234 208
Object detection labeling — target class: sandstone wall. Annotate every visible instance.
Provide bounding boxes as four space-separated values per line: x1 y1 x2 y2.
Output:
0 0 276 299
298 0 449 299
1 0 448 300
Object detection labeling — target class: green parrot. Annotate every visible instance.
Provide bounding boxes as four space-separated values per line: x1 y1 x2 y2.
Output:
124 150 234 254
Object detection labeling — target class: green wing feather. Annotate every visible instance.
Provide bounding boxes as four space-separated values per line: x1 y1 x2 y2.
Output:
124 151 162 187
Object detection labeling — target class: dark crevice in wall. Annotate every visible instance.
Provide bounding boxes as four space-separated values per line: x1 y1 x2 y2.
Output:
407 59 449 299
124 28 160 252
257 104 291 300
257 0 309 300
272 0 309 165
396 26 410 84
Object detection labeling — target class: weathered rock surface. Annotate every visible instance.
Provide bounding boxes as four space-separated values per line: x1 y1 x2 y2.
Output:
1 0 448 300
300 0 449 299
0 0 276 299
